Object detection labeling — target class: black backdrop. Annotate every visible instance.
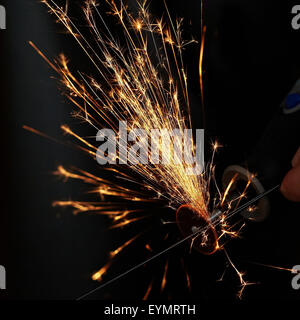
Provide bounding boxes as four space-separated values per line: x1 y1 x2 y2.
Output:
0 0 300 300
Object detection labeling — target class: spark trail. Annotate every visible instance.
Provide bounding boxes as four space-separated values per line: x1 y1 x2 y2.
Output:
26 0 267 299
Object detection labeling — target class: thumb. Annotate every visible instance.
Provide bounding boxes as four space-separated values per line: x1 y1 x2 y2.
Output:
280 147 300 202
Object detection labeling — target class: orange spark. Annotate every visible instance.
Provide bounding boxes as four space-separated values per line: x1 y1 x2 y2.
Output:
160 260 169 292
221 173 239 207
92 261 112 281
110 234 140 258
143 279 154 300
145 244 153 252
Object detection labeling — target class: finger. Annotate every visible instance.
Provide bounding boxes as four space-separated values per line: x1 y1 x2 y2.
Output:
280 165 300 202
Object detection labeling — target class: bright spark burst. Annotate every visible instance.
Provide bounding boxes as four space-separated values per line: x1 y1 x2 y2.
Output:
27 0 258 298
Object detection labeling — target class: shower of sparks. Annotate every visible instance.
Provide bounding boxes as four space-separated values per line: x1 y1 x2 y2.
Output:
27 0 259 298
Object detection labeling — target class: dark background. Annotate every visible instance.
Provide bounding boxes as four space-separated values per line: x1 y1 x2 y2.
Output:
0 0 300 300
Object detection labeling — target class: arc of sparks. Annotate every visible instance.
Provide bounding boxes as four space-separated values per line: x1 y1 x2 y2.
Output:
76 185 280 300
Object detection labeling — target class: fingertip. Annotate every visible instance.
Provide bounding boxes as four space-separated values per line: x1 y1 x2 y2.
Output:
281 166 300 202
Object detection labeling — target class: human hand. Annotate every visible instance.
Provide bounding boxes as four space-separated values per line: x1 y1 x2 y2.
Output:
280 147 300 202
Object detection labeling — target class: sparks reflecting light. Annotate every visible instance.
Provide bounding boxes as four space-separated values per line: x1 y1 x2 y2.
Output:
25 0 263 299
